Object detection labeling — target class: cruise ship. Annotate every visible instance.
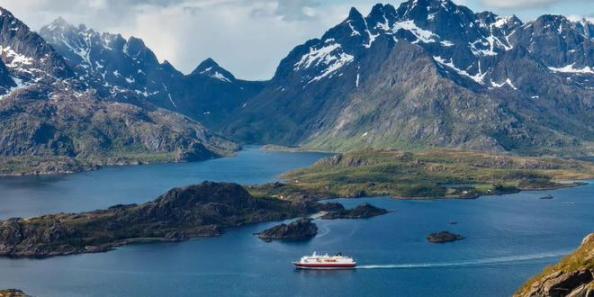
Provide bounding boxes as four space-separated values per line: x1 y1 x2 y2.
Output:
293 252 357 269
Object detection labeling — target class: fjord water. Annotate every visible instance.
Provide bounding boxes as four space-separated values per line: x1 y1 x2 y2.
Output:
0 148 593 297
0 146 328 219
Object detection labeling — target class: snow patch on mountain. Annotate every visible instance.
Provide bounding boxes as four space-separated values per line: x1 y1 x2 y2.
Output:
434 56 486 84
0 46 33 68
0 76 28 100
392 20 439 44
490 79 518 90
549 64 594 74
295 40 355 84
212 71 232 83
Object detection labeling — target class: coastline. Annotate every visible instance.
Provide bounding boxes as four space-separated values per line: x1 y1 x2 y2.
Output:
0 150 239 178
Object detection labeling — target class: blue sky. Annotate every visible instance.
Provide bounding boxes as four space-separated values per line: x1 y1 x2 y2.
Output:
0 0 592 79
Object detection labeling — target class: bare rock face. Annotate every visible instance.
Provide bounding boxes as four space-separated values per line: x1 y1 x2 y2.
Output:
515 233 594 297
257 218 318 242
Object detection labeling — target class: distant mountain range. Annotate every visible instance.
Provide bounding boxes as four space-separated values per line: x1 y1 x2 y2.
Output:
37 18 264 128
1 0 594 175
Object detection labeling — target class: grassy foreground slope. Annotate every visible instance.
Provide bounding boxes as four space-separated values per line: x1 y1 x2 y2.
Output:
254 149 594 200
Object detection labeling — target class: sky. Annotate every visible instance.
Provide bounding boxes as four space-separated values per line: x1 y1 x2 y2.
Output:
0 0 592 80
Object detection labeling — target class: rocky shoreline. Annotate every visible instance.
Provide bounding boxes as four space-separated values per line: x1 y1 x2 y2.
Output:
0 150 237 177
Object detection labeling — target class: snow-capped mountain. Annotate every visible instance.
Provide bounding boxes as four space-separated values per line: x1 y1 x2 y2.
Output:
227 0 594 155
39 18 185 108
39 19 265 127
0 7 239 175
0 7 73 97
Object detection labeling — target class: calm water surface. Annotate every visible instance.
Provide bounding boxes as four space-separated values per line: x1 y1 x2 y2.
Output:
0 147 593 297
0 146 328 219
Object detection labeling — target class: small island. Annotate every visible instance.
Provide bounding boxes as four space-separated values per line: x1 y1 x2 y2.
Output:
320 203 388 219
257 218 318 242
427 231 465 244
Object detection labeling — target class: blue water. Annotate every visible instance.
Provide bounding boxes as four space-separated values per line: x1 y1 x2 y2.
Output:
0 146 329 219
0 147 593 297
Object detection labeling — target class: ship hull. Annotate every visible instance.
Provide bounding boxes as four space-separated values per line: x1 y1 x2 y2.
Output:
293 263 356 270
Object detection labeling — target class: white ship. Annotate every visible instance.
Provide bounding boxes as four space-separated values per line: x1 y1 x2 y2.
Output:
293 252 357 269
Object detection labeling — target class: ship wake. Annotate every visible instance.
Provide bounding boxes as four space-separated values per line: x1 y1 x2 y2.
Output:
357 250 570 269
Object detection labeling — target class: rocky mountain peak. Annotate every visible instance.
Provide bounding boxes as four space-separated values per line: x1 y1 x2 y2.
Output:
347 7 364 21
0 7 73 96
44 17 76 32
191 58 235 83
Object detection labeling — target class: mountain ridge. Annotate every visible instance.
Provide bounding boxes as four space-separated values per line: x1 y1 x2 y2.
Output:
224 0 594 156
38 19 266 128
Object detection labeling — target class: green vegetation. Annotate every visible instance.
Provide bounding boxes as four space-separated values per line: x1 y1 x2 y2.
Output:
253 149 594 200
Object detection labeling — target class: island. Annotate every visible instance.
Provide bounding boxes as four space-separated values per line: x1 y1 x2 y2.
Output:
0 182 323 258
320 203 388 219
257 218 318 242
249 149 594 200
515 233 594 297
427 231 465 243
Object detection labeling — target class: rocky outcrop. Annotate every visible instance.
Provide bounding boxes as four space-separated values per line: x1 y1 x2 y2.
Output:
427 231 465 243
515 233 594 297
0 182 318 258
257 218 318 242
321 203 388 219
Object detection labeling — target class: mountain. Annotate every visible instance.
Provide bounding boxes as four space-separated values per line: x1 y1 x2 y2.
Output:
0 7 238 176
225 0 594 155
39 19 265 128
515 233 594 297
0 8 73 97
